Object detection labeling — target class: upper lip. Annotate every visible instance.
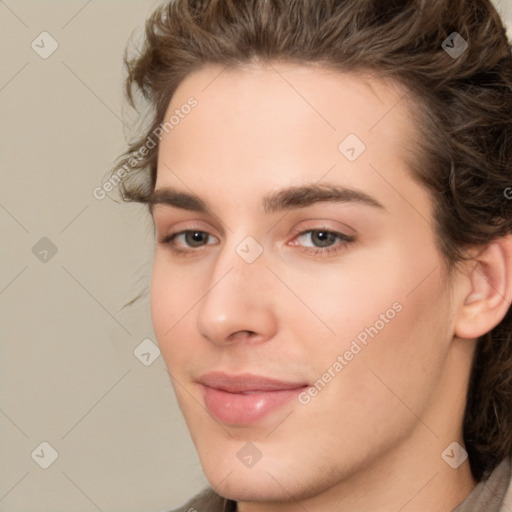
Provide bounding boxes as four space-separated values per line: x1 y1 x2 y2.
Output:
198 371 308 393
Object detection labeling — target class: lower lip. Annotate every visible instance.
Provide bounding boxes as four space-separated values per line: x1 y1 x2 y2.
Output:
202 385 307 425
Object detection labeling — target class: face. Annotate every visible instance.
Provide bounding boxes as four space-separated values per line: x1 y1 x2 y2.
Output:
150 64 469 503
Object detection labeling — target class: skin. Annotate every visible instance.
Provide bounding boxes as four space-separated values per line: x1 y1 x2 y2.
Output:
149 63 512 511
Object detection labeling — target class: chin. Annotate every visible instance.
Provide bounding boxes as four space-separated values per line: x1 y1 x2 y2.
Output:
197 445 340 504
203 467 297 502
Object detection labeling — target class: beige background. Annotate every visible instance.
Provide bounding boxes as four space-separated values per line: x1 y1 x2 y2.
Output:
1 1 511 511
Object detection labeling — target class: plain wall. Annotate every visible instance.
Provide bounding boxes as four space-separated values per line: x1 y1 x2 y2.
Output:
1 2 208 511
1 1 511 511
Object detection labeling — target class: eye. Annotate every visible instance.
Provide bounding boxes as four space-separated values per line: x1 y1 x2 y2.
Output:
159 229 218 254
158 227 354 258
290 229 354 257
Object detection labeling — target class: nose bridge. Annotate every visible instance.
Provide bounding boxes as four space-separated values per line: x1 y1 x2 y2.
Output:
196 236 276 344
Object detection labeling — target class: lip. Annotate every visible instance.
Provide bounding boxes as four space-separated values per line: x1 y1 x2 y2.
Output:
198 372 308 425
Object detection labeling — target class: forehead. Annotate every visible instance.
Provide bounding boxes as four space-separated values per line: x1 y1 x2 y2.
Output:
155 63 429 220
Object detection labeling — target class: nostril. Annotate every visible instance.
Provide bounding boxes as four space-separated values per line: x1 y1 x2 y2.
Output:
228 330 256 342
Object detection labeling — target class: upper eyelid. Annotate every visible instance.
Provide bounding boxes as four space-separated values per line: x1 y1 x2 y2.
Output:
151 208 227 235
154 218 219 236
154 215 355 232
290 223 354 236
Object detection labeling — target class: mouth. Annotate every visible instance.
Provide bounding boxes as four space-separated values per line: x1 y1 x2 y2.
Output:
198 372 309 425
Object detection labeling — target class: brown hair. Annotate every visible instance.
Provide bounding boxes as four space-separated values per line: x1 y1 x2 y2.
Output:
111 0 512 481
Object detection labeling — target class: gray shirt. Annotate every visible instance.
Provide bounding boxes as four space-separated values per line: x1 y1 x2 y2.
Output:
170 457 512 512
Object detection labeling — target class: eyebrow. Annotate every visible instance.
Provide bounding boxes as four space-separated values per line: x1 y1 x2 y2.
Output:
148 183 385 215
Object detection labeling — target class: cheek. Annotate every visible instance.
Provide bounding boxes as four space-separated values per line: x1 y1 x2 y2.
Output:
150 256 197 363
291 279 453 461
327 274 451 421
278 239 433 342
150 258 172 335
276 258 406 359
289 248 453 407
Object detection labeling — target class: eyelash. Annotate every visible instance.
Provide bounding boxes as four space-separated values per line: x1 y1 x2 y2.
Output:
158 227 355 258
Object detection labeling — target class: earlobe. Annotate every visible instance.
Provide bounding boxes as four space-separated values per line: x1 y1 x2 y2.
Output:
454 235 512 340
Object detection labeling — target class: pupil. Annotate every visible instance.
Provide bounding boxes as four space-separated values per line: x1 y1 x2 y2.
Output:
314 231 334 247
187 231 206 246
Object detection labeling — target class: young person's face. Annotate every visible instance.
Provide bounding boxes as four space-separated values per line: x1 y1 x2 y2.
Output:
150 64 475 506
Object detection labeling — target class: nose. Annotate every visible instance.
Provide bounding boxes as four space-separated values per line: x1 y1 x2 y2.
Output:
195 244 278 346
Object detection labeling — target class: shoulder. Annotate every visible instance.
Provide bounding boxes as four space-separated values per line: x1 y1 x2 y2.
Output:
165 487 232 512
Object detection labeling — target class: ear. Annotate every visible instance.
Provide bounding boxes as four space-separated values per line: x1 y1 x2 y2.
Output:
455 235 512 340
